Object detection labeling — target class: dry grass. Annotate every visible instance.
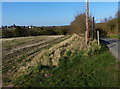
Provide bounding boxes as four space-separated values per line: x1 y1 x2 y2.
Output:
13 34 86 78
2 35 70 86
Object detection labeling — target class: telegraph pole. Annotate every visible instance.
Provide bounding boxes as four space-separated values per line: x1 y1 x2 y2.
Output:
86 0 89 44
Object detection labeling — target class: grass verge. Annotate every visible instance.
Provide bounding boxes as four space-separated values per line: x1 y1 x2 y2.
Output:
108 34 120 39
13 45 119 87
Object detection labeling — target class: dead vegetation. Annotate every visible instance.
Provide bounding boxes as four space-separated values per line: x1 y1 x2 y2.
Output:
2 35 70 86
33 34 85 66
13 34 86 78
3 34 99 86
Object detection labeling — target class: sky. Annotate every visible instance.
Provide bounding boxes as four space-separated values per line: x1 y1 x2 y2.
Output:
1 0 120 2
2 2 118 26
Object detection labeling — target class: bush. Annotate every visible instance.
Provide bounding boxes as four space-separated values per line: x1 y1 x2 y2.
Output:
70 13 92 35
95 12 119 36
2 29 15 38
66 51 72 56
2 26 71 38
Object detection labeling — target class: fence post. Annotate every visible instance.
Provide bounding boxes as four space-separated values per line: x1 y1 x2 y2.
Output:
92 17 94 40
97 30 100 45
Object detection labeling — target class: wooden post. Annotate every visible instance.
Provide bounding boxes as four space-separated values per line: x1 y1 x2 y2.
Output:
86 0 89 44
97 31 100 45
92 17 95 40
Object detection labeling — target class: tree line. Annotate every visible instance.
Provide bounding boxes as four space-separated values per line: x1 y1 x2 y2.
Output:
2 26 71 38
2 11 119 38
70 12 119 37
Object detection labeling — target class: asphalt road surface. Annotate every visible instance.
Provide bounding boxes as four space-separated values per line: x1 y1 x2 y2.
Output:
100 38 120 62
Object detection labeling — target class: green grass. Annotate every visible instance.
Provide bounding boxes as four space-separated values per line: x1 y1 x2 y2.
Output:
108 34 120 39
13 45 119 87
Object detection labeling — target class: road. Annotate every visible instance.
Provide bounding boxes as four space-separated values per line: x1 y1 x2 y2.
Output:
100 38 120 61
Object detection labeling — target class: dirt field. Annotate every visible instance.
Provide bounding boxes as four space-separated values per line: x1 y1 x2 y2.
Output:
2 34 88 87
2 35 74 86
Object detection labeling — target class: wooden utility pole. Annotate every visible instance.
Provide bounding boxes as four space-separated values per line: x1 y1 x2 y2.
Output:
86 0 89 44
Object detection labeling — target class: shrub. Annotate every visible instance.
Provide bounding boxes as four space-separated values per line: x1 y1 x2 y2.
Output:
70 13 92 35
66 51 72 56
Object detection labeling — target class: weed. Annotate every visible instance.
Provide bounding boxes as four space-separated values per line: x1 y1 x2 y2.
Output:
66 51 72 56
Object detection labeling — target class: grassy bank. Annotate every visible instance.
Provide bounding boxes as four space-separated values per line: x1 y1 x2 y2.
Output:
108 34 120 39
13 45 118 87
